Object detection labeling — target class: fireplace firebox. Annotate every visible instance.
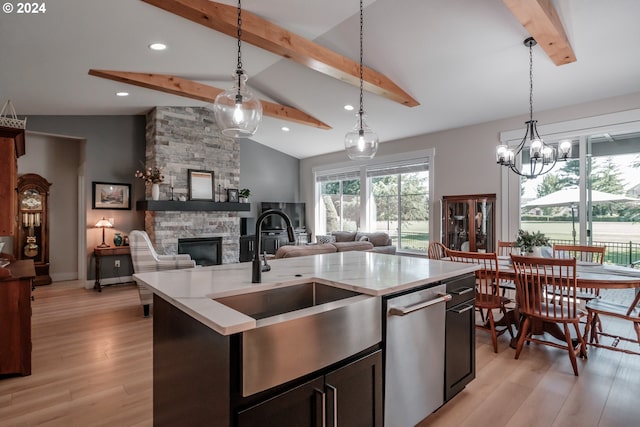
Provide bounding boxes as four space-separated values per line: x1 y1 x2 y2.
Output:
178 237 222 266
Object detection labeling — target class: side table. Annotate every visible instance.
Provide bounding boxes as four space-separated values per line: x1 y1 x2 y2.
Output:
94 246 131 292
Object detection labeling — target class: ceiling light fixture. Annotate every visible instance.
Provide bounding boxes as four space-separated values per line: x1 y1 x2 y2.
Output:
149 43 167 51
496 37 571 179
115 92 129 97
211 0 262 138
281 126 290 132
343 104 354 111
344 0 378 160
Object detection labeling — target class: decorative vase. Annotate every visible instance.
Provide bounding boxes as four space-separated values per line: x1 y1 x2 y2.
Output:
151 183 160 201
113 233 123 247
526 246 543 257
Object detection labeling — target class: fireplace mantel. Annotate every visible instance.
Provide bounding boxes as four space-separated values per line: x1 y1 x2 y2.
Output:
137 200 250 212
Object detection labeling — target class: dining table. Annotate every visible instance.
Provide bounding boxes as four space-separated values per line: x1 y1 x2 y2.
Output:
443 255 640 352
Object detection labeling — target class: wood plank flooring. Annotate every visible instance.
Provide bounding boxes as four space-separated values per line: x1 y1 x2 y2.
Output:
1 281 639 426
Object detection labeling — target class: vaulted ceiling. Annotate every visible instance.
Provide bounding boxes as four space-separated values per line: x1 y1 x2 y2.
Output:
1 0 640 159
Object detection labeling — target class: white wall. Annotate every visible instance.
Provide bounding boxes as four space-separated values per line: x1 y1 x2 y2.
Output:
300 91 640 242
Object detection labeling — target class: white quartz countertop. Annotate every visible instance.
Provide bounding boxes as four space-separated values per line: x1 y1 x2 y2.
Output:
133 251 478 335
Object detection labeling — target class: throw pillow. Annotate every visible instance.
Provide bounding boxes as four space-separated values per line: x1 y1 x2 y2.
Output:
358 235 370 242
316 235 336 244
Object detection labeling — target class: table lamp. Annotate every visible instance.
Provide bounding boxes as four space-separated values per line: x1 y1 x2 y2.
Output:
95 217 113 248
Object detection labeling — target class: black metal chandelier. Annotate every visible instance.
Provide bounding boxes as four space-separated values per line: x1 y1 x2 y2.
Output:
496 37 571 179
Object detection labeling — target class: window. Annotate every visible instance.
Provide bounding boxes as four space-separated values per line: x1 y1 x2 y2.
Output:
314 151 432 254
317 171 361 232
367 163 429 253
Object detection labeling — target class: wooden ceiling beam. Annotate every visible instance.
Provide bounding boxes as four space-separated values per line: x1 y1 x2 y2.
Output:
88 69 332 130
142 0 419 107
503 0 576 66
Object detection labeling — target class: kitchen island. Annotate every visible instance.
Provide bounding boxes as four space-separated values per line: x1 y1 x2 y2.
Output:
134 251 478 426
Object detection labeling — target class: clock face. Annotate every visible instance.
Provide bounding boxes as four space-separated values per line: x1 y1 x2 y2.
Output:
21 189 42 210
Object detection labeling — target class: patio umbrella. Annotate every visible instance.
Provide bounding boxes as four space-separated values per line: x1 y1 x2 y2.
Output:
523 187 639 244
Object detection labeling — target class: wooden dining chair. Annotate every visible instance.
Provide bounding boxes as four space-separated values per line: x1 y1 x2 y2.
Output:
553 244 607 298
428 242 447 260
510 255 587 376
582 280 640 355
447 249 514 353
498 240 520 256
497 241 520 297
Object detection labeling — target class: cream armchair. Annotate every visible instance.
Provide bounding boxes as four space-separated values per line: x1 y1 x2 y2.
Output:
129 230 196 317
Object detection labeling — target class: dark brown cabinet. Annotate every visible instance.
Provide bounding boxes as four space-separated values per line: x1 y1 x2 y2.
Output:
237 350 383 427
0 260 34 376
0 127 25 237
239 235 255 262
444 273 476 402
442 194 496 252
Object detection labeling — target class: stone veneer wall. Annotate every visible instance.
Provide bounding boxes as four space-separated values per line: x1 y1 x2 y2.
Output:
144 106 240 264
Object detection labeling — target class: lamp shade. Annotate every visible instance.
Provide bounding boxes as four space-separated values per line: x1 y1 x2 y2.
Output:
212 71 262 138
95 218 113 228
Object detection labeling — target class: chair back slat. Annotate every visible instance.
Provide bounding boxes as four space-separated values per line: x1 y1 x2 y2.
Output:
511 255 579 321
553 244 606 264
498 240 520 256
447 249 499 297
428 242 447 260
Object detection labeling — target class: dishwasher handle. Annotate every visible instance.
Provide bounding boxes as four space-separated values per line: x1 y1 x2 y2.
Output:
389 292 452 316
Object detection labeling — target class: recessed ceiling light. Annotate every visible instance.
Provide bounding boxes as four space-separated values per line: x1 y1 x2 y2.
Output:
116 92 129 97
149 43 167 51
343 104 354 111
281 126 290 132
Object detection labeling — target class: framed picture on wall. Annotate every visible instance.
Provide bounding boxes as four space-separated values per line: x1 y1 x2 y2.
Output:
188 169 214 200
92 182 131 210
227 188 239 203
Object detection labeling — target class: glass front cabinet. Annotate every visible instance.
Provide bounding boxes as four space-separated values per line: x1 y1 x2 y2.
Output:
442 194 495 253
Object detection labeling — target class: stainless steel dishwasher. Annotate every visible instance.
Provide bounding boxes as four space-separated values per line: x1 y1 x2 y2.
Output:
384 283 451 427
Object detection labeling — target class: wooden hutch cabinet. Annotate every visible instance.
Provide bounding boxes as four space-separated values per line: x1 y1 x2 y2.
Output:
16 174 52 285
0 126 25 236
442 194 496 253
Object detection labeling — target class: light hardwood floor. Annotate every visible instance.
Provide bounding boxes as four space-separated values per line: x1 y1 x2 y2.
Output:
1 281 639 426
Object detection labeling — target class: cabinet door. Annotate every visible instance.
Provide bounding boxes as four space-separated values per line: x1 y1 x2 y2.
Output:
325 350 383 427
0 137 18 236
237 376 325 427
239 235 255 262
445 301 475 401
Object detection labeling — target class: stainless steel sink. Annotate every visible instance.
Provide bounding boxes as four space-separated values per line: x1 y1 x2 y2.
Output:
214 281 361 320
213 281 381 396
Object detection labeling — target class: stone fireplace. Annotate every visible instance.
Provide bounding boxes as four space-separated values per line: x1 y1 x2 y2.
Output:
142 106 241 264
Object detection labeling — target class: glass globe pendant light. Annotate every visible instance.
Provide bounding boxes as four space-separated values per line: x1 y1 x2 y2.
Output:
345 0 378 160
212 0 262 138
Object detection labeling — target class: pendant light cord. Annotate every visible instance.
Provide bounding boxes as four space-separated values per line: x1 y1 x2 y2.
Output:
236 0 243 89
358 0 364 130
529 40 533 123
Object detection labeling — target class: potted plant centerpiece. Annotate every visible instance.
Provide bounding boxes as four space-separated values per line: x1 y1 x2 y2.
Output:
239 188 251 203
516 229 549 257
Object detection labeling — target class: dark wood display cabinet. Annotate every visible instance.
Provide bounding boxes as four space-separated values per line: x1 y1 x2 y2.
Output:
0 126 25 237
16 174 52 285
442 194 496 253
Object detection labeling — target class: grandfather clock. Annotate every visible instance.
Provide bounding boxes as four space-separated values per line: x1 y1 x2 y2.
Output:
16 173 52 285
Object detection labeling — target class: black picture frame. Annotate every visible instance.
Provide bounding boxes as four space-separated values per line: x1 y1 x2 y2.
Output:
188 169 215 200
227 188 239 203
92 182 131 210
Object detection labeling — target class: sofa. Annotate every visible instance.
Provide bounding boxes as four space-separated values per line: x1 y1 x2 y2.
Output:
274 231 395 259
